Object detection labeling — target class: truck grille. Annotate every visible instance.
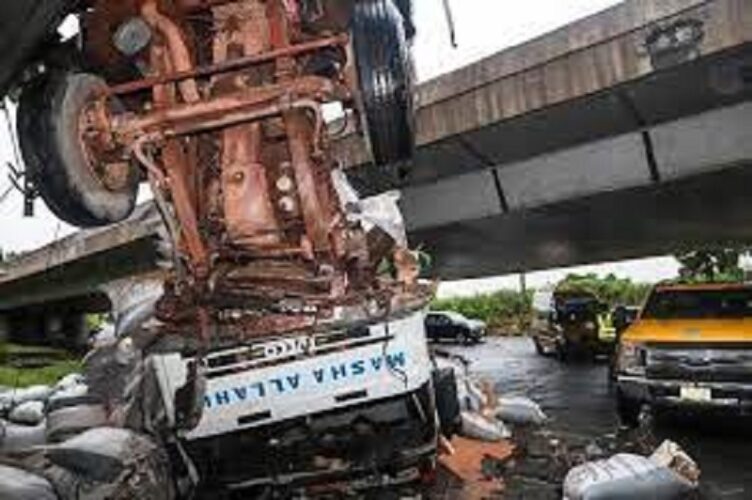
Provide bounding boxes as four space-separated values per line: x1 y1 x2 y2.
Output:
203 324 387 379
646 344 752 383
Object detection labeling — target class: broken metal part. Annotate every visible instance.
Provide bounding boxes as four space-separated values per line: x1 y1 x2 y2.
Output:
113 17 153 57
108 34 348 96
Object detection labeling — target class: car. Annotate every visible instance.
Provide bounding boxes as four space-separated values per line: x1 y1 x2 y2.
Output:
614 282 752 426
424 311 486 345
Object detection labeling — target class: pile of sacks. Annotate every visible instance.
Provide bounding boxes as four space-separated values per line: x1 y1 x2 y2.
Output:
0 427 173 500
0 361 173 499
435 352 548 443
0 373 105 453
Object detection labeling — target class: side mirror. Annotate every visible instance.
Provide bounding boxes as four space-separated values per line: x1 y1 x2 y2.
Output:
612 306 634 332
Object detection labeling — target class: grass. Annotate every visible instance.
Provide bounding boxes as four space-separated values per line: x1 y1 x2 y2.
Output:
0 343 82 388
0 360 82 388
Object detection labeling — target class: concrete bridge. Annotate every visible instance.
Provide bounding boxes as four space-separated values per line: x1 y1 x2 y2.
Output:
2 0 752 341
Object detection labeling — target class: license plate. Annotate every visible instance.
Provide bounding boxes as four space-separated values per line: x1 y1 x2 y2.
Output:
680 386 712 402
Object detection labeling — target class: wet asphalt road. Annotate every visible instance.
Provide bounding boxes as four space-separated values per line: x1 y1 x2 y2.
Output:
441 337 752 500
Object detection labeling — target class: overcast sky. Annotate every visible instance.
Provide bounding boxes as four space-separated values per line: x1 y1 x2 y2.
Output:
0 0 678 292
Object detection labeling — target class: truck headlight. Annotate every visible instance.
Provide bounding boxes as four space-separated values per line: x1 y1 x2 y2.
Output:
617 341 646 376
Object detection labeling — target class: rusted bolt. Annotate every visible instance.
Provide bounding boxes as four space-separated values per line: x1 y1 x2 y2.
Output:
101 162 132 191
231 171 245 183
276 175 294 193
278 196 296 213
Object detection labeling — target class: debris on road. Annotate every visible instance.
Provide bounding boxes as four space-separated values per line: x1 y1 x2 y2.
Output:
493 397 548 427
563 440 700 500
460 411 511 442
434 436 514 499
650 439 702 487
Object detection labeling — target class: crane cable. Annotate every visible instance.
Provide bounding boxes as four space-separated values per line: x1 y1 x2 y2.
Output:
442 0 458 48
0 99 23 209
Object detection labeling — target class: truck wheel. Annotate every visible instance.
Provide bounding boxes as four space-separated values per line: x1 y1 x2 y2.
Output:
352 0 415 167
17 72 139 227
616 389 641 428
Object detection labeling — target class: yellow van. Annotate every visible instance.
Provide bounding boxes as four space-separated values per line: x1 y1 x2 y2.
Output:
614 282 752 426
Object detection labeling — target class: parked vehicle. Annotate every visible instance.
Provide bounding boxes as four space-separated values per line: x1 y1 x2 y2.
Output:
424 311 486 345
614 282 752 426
531 290 616 360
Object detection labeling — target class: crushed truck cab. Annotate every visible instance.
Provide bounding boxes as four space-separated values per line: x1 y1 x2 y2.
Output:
615 283 752 426
152 307 439 496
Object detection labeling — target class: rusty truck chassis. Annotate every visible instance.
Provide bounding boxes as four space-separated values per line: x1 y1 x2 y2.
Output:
72 0 421 345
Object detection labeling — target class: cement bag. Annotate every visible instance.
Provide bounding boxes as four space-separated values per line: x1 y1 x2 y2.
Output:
45 427 173 500
45 404 108 444
54 374 85 393
101 276 163 338
0 420 47 452
563 453 695 500
46 427 154 482
1 385 53 407
9 401 45 425
0 464 58 500
493 397 547 426
650 440 701 486
48 383 88 406
460 411 511 442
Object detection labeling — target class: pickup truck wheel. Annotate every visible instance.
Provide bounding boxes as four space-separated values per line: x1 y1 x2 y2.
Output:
352 0 415 167
616 389 641 428
17 72 138 227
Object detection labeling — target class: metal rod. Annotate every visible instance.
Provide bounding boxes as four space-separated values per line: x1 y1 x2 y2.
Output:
109 34 348 96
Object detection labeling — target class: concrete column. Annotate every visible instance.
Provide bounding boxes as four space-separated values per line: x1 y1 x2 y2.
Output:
0 314 9 343
44 314 65 346
67 314 89 351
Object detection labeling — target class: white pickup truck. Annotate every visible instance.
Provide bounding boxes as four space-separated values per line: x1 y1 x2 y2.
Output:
152 308 440 498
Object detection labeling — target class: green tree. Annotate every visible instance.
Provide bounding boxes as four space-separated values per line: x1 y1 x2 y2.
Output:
555 273 651 307
674 247 747 283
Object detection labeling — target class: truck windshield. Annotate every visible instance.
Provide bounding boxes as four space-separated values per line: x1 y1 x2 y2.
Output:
642 288 752 319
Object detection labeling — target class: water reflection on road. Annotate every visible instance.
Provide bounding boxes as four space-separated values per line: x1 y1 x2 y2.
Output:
442 337 752 499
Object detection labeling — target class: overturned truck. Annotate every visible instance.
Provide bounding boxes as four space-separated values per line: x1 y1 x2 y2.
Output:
0 0 446 497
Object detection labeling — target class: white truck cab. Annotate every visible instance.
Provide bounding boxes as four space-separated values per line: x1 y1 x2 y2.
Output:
152 308 439 497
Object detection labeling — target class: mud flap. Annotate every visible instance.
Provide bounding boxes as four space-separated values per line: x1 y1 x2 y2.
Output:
433 368 461 438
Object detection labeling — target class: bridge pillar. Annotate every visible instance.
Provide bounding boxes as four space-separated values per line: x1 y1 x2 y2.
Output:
44 314 65 346
0 315 9 343
67 314 89 351
43 313 89 350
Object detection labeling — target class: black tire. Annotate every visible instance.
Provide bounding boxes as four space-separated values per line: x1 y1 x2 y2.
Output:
432 368 461 438
556 340 569 362
616 389 641 428
533 337 546 356
457 331 469 345
352 0 414 167
17 72 138 227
